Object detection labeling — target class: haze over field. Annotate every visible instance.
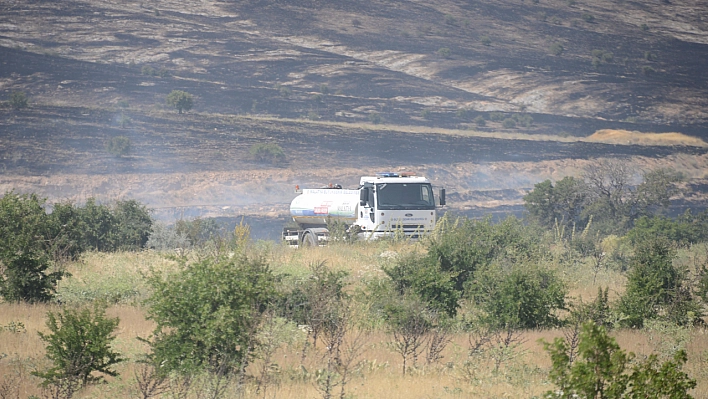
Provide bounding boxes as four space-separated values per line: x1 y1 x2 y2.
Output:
1 0 707 233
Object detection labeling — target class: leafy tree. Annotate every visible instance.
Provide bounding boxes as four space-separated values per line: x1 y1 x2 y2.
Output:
469 263 566 329
618 238 700 327
0 192 65 302
145 255 277 375
112 199 153 250
9 91 28 109
383 253 460 317
426 215 541 292
524 177 586 231
627 211 708 246
165 90 194 114
33 302 123 386
543 322 696 399
582 161 682 233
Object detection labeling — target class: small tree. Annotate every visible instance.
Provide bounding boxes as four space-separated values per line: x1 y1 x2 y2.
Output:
543 322 696 399
166 90 194 114
145 255 277 375
106 136 131 157
9 91 28 109
33 302 123 387
0 192 65 302
249 143 286 165
619 238 700 327
550 43 564 56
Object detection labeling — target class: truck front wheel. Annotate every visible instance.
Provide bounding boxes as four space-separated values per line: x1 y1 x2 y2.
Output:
301 230 318 247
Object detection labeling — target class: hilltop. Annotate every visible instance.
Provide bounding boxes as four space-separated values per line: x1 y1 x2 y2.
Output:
1 0 707 227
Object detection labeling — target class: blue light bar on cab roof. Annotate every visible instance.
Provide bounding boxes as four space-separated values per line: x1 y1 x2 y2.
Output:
376 172 399 177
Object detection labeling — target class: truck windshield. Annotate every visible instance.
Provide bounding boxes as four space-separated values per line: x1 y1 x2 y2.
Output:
376 183 435 210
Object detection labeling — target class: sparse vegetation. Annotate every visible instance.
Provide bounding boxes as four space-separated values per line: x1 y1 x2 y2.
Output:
591 49 614 68
249 142 286 165
550 42 564 56
9 91 28 109
165 90 194 114
33 302 123 388
436 47 451 58
582 13 595 23
480 35 492 46
368 112 382 124
106 135 131 157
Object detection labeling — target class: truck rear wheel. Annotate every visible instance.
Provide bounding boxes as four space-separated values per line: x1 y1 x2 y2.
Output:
301 230 318 247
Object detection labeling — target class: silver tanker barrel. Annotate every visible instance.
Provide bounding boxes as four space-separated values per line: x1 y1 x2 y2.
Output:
289 188 359 229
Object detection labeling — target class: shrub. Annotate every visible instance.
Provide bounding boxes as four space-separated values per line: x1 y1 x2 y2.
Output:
249 142 286 165
543 323 696 399
502 118 516 128
141 65 155 76
384 253 460 317
618 238 701 327
626 211 708 246
145 255 277 374
444 14 457 26
469 263 566 329
368 112 382 124
425 215 542 292
550 42 564 56
582 13 595 23
165 90 194 114
33 302 123 386
489 112 504 121
0 192 65 302
9 91 28 109
106 136 131 157
645 51 657 61
474 115 486 126
480 35 492 46
319 83 330 94
420 109 431 119
174 217 222 247
641 23 649 31
437 47 451 58
642 65 656 74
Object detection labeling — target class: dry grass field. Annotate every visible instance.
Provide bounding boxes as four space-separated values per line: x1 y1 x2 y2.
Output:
2 241 708 399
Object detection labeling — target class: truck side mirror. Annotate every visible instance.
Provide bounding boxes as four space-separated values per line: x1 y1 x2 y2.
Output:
439 188 446 206
360 188 368 206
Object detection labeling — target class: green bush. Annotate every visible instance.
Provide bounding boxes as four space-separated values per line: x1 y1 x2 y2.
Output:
383 253 460 317
543 323 696 399
425 215 542 292
166 90 194 114
627 211 708 246
480 35 492 46
250 142 286 165
368 112 382 124
618 238 701 327
582 13 595 23
33 302 123 386
437 47 452 58
473 115 486 126
469 263 566 329
0 192 65 302
502 117 517 128
645 51 657 61
145 255 277 374
550 42 564 56
9 91 28 109
106 135 131 157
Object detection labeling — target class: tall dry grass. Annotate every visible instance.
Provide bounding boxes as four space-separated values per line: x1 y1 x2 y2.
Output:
1 242 708 398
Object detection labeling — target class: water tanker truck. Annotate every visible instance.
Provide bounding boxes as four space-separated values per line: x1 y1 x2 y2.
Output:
282 172 445 246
